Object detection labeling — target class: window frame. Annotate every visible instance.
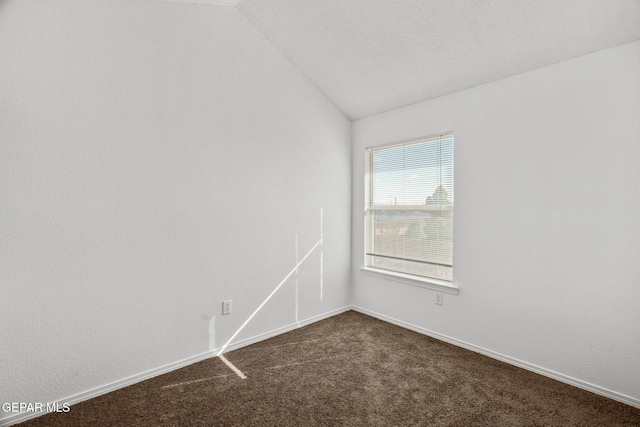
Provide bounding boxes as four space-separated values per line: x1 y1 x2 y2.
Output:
361 132 459 294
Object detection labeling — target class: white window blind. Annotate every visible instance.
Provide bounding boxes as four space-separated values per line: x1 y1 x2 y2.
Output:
365 132 454 282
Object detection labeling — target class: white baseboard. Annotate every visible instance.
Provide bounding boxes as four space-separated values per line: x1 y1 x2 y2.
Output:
218 306 351 353
0 306 351 427
351 305 640 410
4 304 637 426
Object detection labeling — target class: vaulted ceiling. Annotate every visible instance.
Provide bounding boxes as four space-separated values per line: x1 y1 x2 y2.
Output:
164 1 640 120
235 0 640 120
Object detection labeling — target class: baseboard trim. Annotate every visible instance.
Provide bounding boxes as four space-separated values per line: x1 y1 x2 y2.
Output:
0 306 351 427
351 305 640 409
219 306 351 353
5 304 636 426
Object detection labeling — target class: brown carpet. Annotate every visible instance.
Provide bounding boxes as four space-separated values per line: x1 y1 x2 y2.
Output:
18 311 640 426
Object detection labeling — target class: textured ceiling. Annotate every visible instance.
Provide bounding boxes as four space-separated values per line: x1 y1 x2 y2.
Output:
236 0 640 120
155 0 239 5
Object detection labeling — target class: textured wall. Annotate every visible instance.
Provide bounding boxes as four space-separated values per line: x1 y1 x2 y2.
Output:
0 0 350 419
352 40 640 403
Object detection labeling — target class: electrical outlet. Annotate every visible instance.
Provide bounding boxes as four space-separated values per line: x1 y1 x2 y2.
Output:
222 300 232 315
435 293 443 305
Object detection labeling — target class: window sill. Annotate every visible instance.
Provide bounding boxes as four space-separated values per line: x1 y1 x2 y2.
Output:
359 267 459 295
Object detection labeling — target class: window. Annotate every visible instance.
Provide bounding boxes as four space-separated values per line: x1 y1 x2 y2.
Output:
364 132 454 284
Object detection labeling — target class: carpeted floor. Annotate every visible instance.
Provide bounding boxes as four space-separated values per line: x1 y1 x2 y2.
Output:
17 311 640 426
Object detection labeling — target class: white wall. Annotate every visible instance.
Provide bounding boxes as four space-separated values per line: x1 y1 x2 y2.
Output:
352 40 640 405
0 0 351 421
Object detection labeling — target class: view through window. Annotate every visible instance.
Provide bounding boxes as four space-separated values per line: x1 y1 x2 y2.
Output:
365 132 454 282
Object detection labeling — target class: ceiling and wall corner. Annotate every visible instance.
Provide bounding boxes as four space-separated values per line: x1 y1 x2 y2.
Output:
236 0 640 120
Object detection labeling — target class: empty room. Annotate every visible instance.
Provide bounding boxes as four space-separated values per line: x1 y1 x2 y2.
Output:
1 0 639 425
